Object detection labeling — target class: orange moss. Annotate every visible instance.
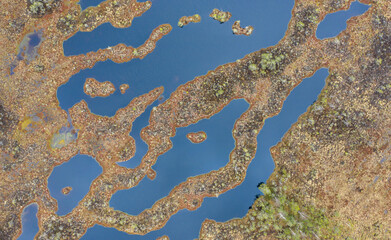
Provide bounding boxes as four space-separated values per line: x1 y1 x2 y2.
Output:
186 131 207 144
62 186 72 195
84 78 115 98
120 84 129 94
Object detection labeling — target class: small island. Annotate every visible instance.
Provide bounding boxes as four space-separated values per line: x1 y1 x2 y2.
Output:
62 186 72 195
186 131 207 144
178 14 201 27
120 83 130 94
84 78 116 98
232 20 254 36
209 9 232 23
2 0 390 239
156 236 169 240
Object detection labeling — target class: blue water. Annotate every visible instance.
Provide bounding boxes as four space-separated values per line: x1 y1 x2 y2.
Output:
17 30 42 62
45 0 335 239
59 0 294 116
28 33 41 48
116 100 160 169
11 30 43 75
17 204 39 240
81 68 329 240
78 0 104 10
111 99 249 215
316 1 369 39
47 155 103 216
10 63 16 75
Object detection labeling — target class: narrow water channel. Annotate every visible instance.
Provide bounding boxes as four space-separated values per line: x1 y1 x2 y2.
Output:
58 0 294 116
82 68 329 240
17 204 39 240
110 100 249 215
48 1 333 239
17 0 373 239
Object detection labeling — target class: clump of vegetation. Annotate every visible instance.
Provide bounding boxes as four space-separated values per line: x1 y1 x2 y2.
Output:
259 53 285 74
57 12 80 34
248 63 258 72
0 104 16 133
27 0 60 18
250 52 286 76
39 218 84 240
249 170 337 239
200 72 234 105
79 9 98 29
177 14 201 28
290 6 319 45
209 9 232 23
369 31 391 106
0 214 21 240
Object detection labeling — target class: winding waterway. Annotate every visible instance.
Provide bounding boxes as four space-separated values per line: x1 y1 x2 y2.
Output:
58 0 294 116
17 204 39 240
40 0 369 239
81 69 328 239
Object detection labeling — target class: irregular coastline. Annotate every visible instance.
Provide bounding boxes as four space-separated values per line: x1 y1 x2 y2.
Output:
0 0 390 239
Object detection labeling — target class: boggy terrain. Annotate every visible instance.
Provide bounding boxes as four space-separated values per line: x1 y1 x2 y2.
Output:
0 0 389 239
186 131 207 144
177 14 201 28
199 0 391 239
83 78 116 98
232 20 254 36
